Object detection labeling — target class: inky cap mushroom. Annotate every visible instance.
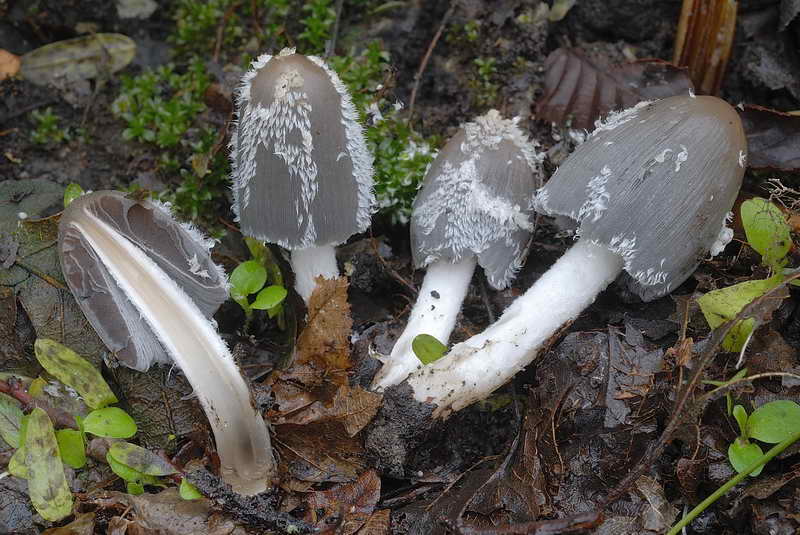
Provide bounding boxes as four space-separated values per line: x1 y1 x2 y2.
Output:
371 110 543 392
230 48 375 302
59 191 274 495
403 95 746 417
535 95 746 301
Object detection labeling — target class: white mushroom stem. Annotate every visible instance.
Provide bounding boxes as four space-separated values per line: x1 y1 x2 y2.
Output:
74 211 274 495
290 244 339 303
406 239 624 417
371 256 477 392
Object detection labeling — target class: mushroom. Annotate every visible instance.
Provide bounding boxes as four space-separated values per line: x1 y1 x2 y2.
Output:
403 95 747 416
58 191 274 495
371 110 543 391
230 47 375 303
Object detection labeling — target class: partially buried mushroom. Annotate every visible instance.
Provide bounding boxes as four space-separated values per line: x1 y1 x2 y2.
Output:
371 110 543 391
58 191 274 495
404 95 747 416
230 47 375 303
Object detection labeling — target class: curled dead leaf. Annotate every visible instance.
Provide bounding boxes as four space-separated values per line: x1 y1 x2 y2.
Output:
0 49 21 81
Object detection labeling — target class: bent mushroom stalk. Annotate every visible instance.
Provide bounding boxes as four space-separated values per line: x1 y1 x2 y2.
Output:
230 47 375 303
404 95 747 417
371 110 543 391
59 191 274 495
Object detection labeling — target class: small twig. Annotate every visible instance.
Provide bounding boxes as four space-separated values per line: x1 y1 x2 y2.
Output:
408 2 456 119
12 259 68 290
325 0 345 58
213 2 241 63
0 377 78 430
369 236 417 296
0 99 58 124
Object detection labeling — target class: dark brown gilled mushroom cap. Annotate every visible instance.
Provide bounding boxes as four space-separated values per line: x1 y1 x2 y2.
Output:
58 191 229 371
534 95 747 301
230 48 374 249
410 110 544 290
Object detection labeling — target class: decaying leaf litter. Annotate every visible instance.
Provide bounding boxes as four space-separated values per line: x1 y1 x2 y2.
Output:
1 0 800 533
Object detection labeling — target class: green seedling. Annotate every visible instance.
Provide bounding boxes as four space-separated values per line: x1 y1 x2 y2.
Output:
299 0 336 53
698 197 795 351
30 107 71 145
229 259 287 321
727 400 800 476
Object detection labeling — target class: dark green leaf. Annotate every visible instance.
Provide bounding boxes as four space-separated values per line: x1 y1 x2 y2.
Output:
740 198 792 267
106 450 143 482
179 479 203 500
728 438 764 476
23 408 73 521
0 392 23 448
229 260 267 298
251 285 287 310
56 429 86 469
34 338 118 409
412 334 448 365
83 407 137 438
747 400 800 443
109 442 177 476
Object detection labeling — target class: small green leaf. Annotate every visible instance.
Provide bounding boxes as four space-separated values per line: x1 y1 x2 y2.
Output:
63 183 84 207
56 429 86 469
732 405 748 438
84 407 137 438
740 198 792 267
34 338 118 409
728 438 764 476
412 334 448 365
697 275 783 351
127 481 145 495
747 400 800 444
0 392 23 448
251 285 288 310
23 408 73 521
229 260 267 298
109 442 177 476
179 479 203 500
107 451 143 482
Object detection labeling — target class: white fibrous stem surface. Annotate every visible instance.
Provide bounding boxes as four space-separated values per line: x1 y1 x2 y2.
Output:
290 244 339 303
73 209 274 495
406 239 624 417
371 256 477 392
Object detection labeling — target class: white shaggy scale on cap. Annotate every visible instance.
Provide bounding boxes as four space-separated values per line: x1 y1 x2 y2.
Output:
230 48 375 249
411 110 544 290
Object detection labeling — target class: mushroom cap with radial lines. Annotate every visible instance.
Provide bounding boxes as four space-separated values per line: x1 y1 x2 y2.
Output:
411 110 544 290
58 191 229 371
230 48 375 249
533 95 747 301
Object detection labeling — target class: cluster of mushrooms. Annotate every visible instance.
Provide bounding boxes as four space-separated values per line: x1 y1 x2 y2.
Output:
57 48 747 495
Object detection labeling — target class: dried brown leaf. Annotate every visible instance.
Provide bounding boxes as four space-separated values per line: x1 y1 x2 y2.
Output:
305 469 381 533
296 277 353 385
0 49 20 81
274 384 381 437
536 48 693 130
740 105 800 171
357 509 390 535
275 422 366 485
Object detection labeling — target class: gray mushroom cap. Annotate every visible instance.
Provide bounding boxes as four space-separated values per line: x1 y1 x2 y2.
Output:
58 191 229 371
230 48 375 249
411 110 544 290
534 95 747 301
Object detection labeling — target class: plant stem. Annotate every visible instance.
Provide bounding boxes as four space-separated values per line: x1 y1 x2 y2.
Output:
667 430 800 535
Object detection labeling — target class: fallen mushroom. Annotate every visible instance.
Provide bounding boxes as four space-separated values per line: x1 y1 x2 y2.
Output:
404 95 747 416
371 110 543 391
230 47 375 303
58 191 274 495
